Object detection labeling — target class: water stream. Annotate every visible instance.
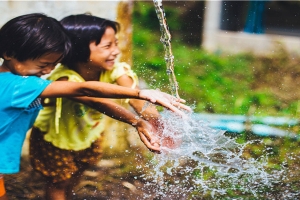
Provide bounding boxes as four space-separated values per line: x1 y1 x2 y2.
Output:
153 0 180 99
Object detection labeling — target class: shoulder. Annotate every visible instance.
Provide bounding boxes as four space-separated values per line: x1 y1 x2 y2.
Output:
10 73 51 86
113 62 132 71
111 62 135 76
48 64 84 82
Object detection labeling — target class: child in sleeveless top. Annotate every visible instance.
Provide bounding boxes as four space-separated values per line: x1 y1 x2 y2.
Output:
29 13 189 200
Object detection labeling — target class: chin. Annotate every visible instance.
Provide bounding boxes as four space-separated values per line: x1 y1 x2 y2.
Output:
105 65 114 71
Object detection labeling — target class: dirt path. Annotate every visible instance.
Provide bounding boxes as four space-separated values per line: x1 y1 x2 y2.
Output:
4 155 157 200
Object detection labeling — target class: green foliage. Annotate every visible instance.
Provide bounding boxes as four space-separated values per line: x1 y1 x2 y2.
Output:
133 1 183 32
133 2 300 118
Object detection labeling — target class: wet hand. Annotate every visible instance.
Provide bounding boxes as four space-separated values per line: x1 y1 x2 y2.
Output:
150 119 182 150
135 116 183 152
138 89 192 117
135 119 161 153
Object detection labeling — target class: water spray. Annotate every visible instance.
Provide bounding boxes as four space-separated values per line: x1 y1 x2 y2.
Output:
153 0 180 99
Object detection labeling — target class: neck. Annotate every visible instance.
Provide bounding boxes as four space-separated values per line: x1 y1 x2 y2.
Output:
0 61 11 72
72 63 102 81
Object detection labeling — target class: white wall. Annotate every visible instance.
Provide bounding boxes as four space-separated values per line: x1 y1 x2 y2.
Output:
202 1 300 55
0 1 119 24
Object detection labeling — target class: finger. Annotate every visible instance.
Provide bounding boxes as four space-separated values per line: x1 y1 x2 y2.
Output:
156 100 187 117
172 102 192 112
174 98 186 103
163 93 186 103
140 133 161 152
163 95 191 111
150 143 161 154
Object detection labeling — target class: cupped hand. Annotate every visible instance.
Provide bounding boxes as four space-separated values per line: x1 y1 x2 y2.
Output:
135 119 161 153
148 118 182 150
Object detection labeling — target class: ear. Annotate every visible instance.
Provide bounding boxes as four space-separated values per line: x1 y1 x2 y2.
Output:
89 41 97 51
3 53 12 61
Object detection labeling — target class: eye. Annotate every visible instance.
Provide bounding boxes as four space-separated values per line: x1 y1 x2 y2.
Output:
38 63 52 69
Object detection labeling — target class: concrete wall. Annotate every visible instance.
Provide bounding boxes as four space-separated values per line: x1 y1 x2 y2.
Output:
0 1 119 25
202 1 300 55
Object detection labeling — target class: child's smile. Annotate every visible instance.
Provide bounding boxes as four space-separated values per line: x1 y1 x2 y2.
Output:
88 27 120 72
1 53 62 77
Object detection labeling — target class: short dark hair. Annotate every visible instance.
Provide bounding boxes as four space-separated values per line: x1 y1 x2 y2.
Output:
60 13 119 66
0 13 71 62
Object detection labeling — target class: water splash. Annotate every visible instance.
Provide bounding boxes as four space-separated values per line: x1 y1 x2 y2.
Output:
153 0 180 99
140 110 287 199
147 1 293 199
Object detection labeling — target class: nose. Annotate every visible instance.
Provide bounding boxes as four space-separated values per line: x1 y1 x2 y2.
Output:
112 45 120 56
42 65 55 75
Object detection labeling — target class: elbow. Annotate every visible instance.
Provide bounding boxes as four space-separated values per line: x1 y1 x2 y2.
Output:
78 83 93 97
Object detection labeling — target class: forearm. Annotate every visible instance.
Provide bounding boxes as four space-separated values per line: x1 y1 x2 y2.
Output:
82 82 141 99
70 97 160 152
41 81 140 99
129 99 161 120
41 81 190 115
84 98 140 125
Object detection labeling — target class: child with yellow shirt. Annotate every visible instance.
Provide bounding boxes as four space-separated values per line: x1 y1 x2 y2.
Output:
0 13 189 200
29 13 186 200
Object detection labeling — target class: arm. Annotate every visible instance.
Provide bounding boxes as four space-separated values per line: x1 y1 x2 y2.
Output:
116 74 183 150
116 74 162 126
45 76 160 151
40 80 191 115
69 96 160 152
40 81 139 99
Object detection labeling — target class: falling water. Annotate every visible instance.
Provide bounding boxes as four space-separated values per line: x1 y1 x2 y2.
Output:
153 0 180 99
136 0 298 199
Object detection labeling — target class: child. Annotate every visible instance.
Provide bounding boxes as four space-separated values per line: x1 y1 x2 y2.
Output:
29 13 181 200
0 13 189 200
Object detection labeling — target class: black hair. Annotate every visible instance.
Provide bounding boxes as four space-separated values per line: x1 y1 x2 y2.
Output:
60 13 119 66
0 13 71 62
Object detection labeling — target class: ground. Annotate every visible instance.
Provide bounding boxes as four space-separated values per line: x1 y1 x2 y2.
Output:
5 155 156 200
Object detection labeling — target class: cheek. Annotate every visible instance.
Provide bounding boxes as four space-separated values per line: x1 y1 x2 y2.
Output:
15 65 30 74
91 53 108 64
25 68 41 74
90 50 105 61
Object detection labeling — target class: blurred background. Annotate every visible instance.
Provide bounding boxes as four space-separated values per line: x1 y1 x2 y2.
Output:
3 0 300 199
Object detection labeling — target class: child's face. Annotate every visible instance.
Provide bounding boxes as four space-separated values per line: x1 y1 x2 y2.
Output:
3 53 62 77
88 27 120 71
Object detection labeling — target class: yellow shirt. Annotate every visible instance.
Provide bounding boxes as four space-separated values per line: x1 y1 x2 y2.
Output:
34 62 138 150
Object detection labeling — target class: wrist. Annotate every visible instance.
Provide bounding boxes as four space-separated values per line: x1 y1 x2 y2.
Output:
131 115 141 127
137 89 141 99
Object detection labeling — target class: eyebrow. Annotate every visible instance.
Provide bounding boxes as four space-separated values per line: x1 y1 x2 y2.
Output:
38 61 59 66
99 42 112 47
39 58 62 65
39 62 53 65
100 39 118 46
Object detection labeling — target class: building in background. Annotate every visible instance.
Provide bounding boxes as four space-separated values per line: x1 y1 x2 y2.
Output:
202 1 300 55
